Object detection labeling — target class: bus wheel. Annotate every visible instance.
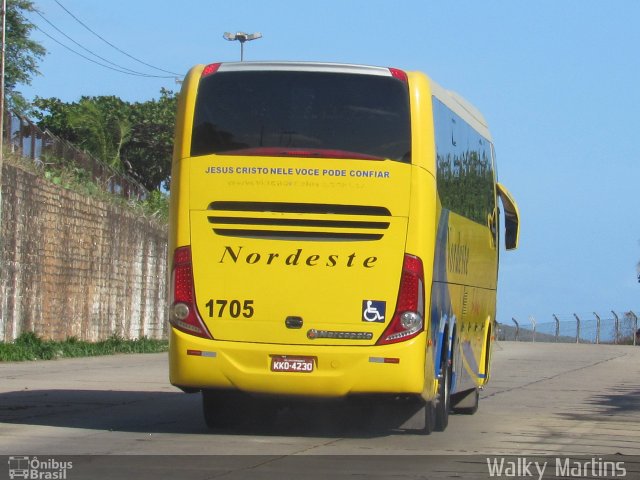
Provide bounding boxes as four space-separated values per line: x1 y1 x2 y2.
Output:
434 358 451 431
424 399 436 435
202 390 246 429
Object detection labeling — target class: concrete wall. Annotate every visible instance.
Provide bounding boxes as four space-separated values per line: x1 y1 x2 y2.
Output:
0 163 168 342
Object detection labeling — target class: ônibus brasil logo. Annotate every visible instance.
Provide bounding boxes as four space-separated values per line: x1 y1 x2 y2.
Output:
8 456 73 479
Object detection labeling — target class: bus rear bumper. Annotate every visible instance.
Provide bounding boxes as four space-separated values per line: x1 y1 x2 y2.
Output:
169 328 428 398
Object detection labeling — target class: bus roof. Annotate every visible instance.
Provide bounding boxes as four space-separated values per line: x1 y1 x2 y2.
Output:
214 61 395 77
429 79 492 142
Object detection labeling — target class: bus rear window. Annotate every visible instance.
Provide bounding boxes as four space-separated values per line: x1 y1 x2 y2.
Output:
191 71 411 162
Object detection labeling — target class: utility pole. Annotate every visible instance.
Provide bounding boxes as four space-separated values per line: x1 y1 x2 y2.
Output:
223 32 262 61
0 0 6 275
0 0 5 332
0 0 5 178
0 0 5 187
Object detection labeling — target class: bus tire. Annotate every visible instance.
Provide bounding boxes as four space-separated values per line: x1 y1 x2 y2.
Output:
424 399 437 435
434 357 451 431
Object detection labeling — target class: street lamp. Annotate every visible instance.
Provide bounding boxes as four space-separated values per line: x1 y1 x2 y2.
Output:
223 31 262 61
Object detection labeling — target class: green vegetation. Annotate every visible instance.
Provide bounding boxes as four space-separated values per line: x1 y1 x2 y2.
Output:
137 189 170 222
33 89 178 191
5 0 46 113
3 150 169 223
0 332 168 362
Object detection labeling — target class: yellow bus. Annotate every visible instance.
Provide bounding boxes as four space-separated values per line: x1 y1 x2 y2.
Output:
168 61 519 433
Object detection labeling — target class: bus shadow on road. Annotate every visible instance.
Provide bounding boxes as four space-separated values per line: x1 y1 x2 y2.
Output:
0 389 428 438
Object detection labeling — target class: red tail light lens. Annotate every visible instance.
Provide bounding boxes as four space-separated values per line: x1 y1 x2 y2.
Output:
170 246 212 339
376 254 425 345
389 67 408 83
201 63 222 78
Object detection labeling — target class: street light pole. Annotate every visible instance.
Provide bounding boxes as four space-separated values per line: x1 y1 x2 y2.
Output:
223 31 262 61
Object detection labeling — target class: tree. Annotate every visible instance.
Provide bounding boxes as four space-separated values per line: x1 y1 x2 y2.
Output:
68 96 131 170
5 0 46 112
121 88 177 190
30 97 76 140
33 95 132 170
33 90 177 188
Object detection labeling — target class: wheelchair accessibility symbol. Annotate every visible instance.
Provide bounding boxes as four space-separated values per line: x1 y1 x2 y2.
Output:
362 300 386 323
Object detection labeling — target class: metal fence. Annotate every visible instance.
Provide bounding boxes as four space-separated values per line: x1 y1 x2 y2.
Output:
498 311 639 345
2 110 148 200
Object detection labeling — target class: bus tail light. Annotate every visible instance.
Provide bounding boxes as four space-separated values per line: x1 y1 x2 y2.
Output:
170 246 213 339
389 67 408 83
376 254 425 345
201 63 222 78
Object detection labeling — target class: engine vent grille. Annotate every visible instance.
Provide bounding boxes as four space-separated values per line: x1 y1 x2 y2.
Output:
207 201 391 241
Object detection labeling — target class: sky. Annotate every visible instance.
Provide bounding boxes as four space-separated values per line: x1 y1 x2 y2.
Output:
20 0 640 328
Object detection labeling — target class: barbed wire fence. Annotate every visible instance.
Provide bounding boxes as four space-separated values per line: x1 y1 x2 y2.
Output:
2 110 148 200
498 311 638 345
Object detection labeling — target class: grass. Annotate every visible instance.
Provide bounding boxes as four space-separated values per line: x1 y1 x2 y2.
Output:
0 332 168 362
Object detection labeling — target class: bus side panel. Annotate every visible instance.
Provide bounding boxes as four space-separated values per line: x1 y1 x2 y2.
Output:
455 286 496 391
430 208 497 395
447 204 498 392
428 86 499 395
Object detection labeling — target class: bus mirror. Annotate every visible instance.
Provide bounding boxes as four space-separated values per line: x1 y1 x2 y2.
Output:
496 183 520 250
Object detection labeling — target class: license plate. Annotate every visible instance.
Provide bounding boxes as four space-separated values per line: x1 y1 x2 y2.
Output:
270 355 315 373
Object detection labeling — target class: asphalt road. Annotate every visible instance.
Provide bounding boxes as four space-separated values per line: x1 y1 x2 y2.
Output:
1 342 639 478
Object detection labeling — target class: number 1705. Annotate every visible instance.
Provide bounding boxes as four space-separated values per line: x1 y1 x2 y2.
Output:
204 299 255 318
